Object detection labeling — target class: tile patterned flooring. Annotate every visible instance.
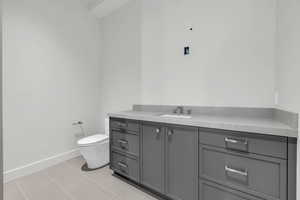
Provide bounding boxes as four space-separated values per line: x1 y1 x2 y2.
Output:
4 157 157 200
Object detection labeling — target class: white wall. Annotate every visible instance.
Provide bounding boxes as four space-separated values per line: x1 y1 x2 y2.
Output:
276 0 300 198
141 0 277 107
98 0 278 131
276 0 300 112
0 0 3 192
3 0 102 171
98 0 142 131
100 0 277 110
141 0 165 104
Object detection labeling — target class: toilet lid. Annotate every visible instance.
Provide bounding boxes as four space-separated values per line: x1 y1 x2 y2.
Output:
77 134 108 146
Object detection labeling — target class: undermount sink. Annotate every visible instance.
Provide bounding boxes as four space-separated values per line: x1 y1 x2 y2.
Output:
159 114 192 119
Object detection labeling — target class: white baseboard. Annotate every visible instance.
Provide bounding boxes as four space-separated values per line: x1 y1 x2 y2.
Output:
4 149 81 183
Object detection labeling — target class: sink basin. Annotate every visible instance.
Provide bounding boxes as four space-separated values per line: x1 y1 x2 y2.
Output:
159 114 192 119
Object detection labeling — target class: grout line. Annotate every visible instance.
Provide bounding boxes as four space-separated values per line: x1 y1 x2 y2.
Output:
15 181 30 200
45 170 75 200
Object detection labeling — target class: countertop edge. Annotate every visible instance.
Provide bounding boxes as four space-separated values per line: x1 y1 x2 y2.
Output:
108 113 298 138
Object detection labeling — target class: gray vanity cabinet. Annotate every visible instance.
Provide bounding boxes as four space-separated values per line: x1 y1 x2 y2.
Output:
165 126 198 200
199 129 292 200
141 123 165 193
199 145 286 200
199 180 263 200
110 117 296 200
110 118 140 182
141 123 198 200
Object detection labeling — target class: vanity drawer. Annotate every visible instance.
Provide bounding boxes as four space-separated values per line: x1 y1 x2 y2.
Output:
199 145 287 200
199 128 287 159
199 179 263 200
111 151 139 182
110 118 140 133
111 131 139 156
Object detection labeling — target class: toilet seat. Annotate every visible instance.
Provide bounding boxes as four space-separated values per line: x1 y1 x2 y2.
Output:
77 134 108 147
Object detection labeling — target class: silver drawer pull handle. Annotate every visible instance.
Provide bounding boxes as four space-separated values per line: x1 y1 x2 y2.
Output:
225 137 248 145
118 162 128 168
119 128 127 133
118 139 128 144
225 166 248 177
117 122 127 127
225 138 238 143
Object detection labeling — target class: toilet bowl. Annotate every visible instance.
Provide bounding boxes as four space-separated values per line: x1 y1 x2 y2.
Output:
77 134 109 170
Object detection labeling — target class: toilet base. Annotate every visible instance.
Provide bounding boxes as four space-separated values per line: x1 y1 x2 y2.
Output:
79 138 109 169
81 162 110 172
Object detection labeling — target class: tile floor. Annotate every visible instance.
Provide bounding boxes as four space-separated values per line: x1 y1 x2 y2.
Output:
4 157 157 200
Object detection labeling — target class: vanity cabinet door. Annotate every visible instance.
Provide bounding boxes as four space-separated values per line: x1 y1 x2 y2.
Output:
141 123 165 193
165 126 198 200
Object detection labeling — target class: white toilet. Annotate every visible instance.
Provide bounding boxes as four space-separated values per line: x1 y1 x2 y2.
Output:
77 118 110 170
77 134 109 170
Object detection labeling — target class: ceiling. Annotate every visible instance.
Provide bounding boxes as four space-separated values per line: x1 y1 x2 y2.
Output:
81 0 131 19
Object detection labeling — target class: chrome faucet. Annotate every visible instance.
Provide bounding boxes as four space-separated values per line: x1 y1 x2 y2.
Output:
173 106 184 114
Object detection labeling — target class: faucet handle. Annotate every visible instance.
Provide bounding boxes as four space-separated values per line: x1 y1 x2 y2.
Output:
173 107 178 114
72 121 83 126
173 106 185 114
179 106 184 114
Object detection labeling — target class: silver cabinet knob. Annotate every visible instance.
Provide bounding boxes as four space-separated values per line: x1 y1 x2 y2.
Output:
168 129 173 136
155 128 160 133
